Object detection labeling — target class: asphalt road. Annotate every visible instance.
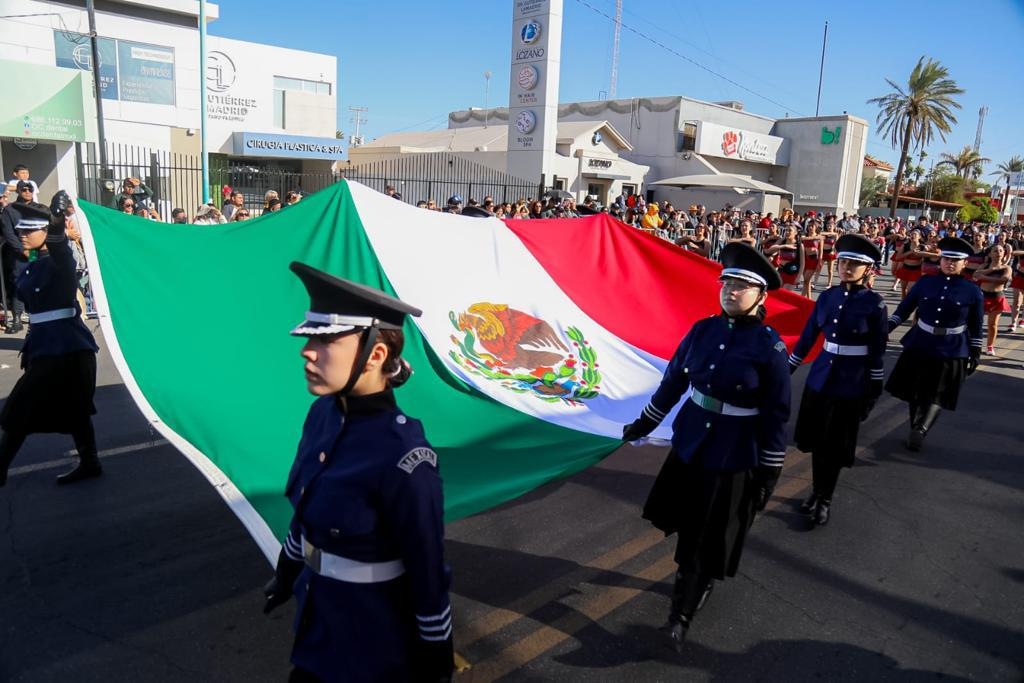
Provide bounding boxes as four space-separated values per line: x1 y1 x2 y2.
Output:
1 274 1022 682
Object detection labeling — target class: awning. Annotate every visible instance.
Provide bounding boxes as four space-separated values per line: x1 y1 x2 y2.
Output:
582 172 631 180
651 173 792 195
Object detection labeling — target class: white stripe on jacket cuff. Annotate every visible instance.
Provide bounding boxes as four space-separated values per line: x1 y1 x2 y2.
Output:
642 402 666 421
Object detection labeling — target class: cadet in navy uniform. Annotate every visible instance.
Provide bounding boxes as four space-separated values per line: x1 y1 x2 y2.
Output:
0 191 101 487
885 237 983 451
787 235 887 526
622 242 791 649
263 263 453 683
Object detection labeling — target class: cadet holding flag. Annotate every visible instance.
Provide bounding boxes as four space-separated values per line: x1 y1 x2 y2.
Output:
263 263 453 682
622 242 791 650
787 235 887 527
885 237 984 452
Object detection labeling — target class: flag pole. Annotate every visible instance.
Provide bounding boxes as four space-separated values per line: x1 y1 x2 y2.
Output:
815 21 828 117
199 0 210 204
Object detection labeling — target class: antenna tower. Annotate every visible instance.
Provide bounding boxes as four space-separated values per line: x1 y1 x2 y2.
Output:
974 105 988 153
609 0 622 99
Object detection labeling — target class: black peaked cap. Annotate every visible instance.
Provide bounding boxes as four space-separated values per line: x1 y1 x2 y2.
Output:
835 234 882 263
290 262 421 332
719 242 782 290
937 236 973 258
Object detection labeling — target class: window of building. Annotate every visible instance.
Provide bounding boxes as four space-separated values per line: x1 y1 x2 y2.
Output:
272 76 332 128
553 177 566 191
680 122 697 152
587 183 603 198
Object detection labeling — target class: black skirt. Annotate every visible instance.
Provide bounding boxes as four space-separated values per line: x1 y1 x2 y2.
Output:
885 348 966 410
642 450 756 580
0 350 97 434
793 385 864 467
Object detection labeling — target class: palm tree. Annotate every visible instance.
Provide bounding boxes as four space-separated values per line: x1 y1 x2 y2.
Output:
937 145 990 179
867 56 964 217
992 155 1024 221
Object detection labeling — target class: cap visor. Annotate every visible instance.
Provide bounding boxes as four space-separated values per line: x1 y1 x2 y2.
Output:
290 320 358 337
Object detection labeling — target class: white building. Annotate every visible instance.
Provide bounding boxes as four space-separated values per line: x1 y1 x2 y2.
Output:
444 96 870 215
0 0 339 209
348 120 649 204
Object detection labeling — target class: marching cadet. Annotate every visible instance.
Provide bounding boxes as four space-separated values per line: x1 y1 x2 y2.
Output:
787 235 887 526
622 242 791 650
0 191 101 487
885 237 984 452
263 263 453 683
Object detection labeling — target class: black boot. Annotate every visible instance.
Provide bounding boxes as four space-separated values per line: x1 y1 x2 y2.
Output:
661 572 702 652
813 498 831 526
798 492 820 515
0 429 26 488
906 404 940 452
57 424 102 485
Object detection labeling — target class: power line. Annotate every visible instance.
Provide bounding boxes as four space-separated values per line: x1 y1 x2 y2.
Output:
574 0 806 115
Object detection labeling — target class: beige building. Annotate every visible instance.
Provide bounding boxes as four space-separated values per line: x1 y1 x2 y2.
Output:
348 120 649 206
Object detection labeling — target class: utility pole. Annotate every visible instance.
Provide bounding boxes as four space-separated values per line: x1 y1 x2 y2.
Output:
85 0 108 176
348 106 368 146
609 0 622 99
815 21 828 117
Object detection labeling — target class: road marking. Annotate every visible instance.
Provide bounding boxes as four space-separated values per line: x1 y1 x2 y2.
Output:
456 449 813 680
7 439 168 477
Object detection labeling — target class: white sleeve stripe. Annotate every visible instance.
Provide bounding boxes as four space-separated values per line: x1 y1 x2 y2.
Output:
418 617 452 632
889 315 902 323
419 625 453 642
643 406 665 421
761 450 785 456
416 605 452 623
644 401 667 418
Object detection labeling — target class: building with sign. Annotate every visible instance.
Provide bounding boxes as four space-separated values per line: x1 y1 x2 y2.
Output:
449 97 870 216
0 0 339 211
348 120 648 205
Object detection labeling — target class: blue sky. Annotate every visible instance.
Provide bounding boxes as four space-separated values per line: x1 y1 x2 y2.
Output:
211 0 1024 182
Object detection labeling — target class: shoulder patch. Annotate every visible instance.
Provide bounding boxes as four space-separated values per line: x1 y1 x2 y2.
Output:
773 340 787 353
396 447 437 474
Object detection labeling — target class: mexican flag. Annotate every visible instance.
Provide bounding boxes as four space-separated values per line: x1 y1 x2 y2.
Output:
77 181 812 562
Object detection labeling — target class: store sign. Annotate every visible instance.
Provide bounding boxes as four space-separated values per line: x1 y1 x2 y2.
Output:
507 0 562 180
117 40 175 105
821 126 841 145
54 31 118 99
232 132 345 160
206 49 260 125
1 59 89 142
695 121 786 165
587 158 613 168
53 31 174 105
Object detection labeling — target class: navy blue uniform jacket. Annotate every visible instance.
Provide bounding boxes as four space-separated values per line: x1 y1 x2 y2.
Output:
642 314 791 471
888 274 983 358
282 392 451 682
788 285 888 398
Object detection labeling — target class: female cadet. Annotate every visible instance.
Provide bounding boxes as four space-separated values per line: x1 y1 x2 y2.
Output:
621 242 791 649
787 235 887 526
0 191 101 487
263 263 453 683
885 237 984 452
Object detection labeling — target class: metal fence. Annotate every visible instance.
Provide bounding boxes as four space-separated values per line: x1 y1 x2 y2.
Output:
337 152 542 206
76 144 545 220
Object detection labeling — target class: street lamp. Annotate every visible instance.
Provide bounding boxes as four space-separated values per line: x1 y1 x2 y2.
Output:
483 70 492 128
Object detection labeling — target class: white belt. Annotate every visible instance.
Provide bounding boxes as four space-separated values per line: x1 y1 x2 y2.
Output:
690 387 759 417
302 538 405 584
28 307 76 324
823 341 868 356
916 320 966 336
